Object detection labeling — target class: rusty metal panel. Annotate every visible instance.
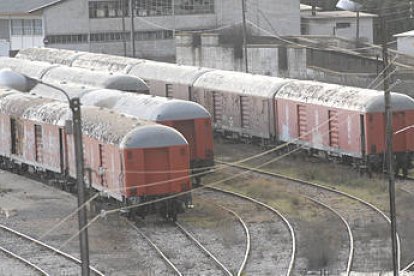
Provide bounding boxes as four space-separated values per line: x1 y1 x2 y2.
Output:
328 110 339 148
240 96 250 129
212 91 222 123
34 124 43 163
297 105 307 141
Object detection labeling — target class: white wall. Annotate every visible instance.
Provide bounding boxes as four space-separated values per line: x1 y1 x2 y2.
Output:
0 40 10 56
302 17 374 43
10 36 44 51
397 36 414 56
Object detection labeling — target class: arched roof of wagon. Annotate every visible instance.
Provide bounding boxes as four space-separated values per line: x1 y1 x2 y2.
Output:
128 60 210 85
275 81 414 112
192 70 289 97
16 47 85 66
81 89 210 121
42 66 148 92
0 57 56 79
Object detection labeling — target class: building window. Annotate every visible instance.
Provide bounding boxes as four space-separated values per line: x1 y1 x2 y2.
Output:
89 0 129 18
11 19 42 36
135 0 214 16
46 34 89 44
336 22 351 29
90 31 130 42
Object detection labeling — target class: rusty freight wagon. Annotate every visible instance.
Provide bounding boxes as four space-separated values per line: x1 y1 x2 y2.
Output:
0 88 191 219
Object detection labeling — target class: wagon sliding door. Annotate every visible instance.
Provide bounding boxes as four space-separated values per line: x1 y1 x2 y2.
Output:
240 96 250 129
297 105 308 141
212 91 222 124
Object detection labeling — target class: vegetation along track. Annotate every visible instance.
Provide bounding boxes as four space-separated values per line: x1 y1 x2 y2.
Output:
127 219 231 275
196 186 296 275
216 160 400 274
0 223 104 276
396 176 414 271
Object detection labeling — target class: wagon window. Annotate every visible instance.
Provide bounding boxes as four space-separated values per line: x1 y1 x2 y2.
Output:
34 124 43 162
166 84 173 98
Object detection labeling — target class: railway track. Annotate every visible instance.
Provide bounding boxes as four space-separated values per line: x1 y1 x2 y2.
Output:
197 186 295 275
128 219 231 275
0 223 104 276
396 176 414 272
216 160 399 274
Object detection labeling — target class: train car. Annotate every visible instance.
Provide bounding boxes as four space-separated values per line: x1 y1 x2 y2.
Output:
0 58 149 94
17 47 142 72
17 49 209 99
128 60 210 100
191 70 289 142
274 81 414 174
29 87 214 184
0 88 191 219
81 90 214 176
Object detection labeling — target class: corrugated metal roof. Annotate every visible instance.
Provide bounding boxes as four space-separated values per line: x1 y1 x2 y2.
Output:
275 81 414 112
0 0 64 14
81 89 211 121
193 70 289 97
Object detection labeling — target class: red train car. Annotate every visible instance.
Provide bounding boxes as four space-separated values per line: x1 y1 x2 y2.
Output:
80 89 214 182
0 88 191 219
275 81 414 175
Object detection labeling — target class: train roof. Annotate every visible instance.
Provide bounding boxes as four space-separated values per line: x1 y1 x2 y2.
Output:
275 81 414 112
0 57 56 79
0 88 188 148
128 60 210 85
193 70 289 97
30 83 92 100
42 66 148 92
16 47 84 66
71 52 142 73
80 89 211 121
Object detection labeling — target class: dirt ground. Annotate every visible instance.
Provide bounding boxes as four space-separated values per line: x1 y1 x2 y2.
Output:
0 170 169 276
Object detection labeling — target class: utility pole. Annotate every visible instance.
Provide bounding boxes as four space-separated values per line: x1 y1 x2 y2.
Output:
70 98 90 276
121 0 127 57
129 0 136 57
356 11 360 42
241 0 248 73
381 13 399 276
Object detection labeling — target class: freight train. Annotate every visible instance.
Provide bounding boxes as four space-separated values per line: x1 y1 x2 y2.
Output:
0 88 191 220
11 48 414 176
0 58 215 184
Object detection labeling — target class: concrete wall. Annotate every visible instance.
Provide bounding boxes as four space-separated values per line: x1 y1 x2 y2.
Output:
302 17 374 43
40 0 299 60
397 36 414 56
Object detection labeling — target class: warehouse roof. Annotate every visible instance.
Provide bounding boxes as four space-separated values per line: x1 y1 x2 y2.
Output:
0 0 65 15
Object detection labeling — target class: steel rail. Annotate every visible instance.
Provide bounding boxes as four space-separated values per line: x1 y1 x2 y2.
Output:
206 185 296 276
0 224 105 276
174 222 233 276
0 244 50 275
127 221 183 276
304 196 354 276
218 205 251 276
216 160 402 273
